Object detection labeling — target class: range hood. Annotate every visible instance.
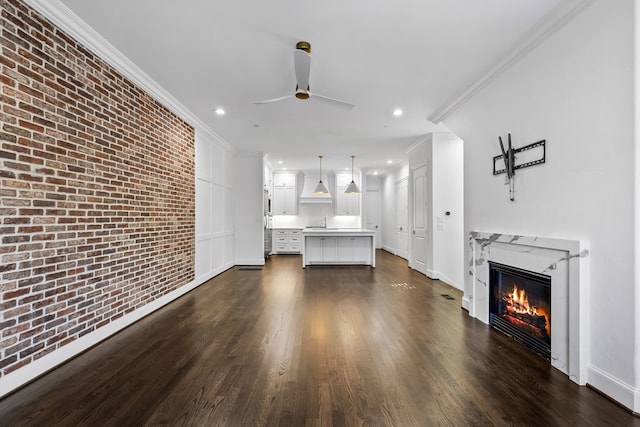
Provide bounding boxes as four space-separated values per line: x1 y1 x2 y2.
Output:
299 174 333 204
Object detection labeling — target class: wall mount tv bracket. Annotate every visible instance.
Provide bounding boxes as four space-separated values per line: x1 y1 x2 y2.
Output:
493 134 546 201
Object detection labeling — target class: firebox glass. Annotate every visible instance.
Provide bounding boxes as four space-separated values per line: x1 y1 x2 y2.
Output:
489 262 552 357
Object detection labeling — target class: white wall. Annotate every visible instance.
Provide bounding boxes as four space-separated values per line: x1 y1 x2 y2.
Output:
444 0 637 410
406 134 464 289
195 128 235 282
234 153 265 265
635 0 640 410
432 134 464 289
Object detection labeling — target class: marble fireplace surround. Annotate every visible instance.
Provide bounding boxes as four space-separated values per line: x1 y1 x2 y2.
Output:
466 232 590 385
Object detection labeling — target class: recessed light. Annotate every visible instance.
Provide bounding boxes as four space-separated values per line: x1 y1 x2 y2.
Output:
215 108 225 115
387 160 393 164
393 109 403 117
278 160 283 164
373 171 378 175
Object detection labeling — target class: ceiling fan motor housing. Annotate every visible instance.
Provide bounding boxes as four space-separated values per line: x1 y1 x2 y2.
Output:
296 41 311 53
255 40 353 108
295 84 310 99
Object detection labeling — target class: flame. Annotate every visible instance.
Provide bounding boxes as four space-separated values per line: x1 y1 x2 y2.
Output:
505 284 550 336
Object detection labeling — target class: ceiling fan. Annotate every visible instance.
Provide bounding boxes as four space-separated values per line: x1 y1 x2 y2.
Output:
255 41 355 109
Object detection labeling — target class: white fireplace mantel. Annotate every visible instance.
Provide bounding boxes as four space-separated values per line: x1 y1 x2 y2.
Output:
466 231 590 385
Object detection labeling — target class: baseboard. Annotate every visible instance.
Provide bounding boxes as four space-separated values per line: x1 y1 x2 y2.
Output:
426 269 438 280
381 245 396 255
0 270 228 399
234 258 266 266
587 364 639 412
432 271 462 291
195 263 234 285
461 295 470 311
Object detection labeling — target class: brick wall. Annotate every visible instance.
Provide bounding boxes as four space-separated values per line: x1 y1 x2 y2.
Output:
0 0 195 378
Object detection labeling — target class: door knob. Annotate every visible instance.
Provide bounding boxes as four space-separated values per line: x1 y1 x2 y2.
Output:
413 230 416 234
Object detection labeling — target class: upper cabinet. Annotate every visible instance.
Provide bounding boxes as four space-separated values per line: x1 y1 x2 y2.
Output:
334 171 360 216
272 171 298 215
273 172 297 187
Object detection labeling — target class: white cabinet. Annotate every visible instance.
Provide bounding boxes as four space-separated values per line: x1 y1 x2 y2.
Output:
335 173 353 187
272 229 302 253
335 190 359 216
305 236 322 260
273 186 297 215
306 236 338 262
302 231 375 267
273 172 296 187
272 171 298 215
338 236 371 263
334 172 360 216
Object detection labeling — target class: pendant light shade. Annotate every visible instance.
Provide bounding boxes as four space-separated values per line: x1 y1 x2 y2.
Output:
313 155 329 194
344 155 361 194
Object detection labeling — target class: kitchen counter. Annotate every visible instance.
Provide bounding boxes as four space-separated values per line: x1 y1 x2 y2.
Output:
301 228 375 235
301 228 376 268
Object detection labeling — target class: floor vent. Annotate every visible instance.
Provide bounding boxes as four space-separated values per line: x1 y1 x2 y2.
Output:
391 282 415 290
236 266 263 271
441 294 455 300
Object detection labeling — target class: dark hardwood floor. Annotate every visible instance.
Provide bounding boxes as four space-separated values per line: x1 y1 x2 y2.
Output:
1 250 638 426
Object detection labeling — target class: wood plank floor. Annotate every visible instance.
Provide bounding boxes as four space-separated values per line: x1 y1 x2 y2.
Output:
1 250 638 426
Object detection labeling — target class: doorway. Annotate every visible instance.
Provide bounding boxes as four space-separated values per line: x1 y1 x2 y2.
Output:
395 178 408 259
365 189 381 248
411 165 427 275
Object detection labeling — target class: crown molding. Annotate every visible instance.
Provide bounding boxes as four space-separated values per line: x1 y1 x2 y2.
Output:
406 135 430 154
428 0 597 124
22 0 236 154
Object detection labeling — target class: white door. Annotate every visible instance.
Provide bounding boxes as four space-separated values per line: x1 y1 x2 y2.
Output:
411 166 427 274
395 179 408 259
365 189 380 248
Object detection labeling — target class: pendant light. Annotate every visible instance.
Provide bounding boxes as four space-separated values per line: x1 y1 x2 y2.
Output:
344 155 361 194
313 155 329 194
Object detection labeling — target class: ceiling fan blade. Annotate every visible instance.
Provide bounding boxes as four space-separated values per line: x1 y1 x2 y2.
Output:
293 49 311 92
309 92 355 109
255 94 295 104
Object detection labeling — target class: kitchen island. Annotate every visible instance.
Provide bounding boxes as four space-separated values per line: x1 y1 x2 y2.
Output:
301 228 376 268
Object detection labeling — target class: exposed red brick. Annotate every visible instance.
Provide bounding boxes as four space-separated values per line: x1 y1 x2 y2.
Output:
0 0 195 377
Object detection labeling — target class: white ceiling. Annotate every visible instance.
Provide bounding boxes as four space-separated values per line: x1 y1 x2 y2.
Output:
57 0 566 173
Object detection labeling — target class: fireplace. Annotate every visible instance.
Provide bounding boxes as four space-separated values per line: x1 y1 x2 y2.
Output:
468 232 589 384
489 262 551 359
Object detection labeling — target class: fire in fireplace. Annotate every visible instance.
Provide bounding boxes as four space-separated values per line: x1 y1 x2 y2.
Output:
489 262 551 359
